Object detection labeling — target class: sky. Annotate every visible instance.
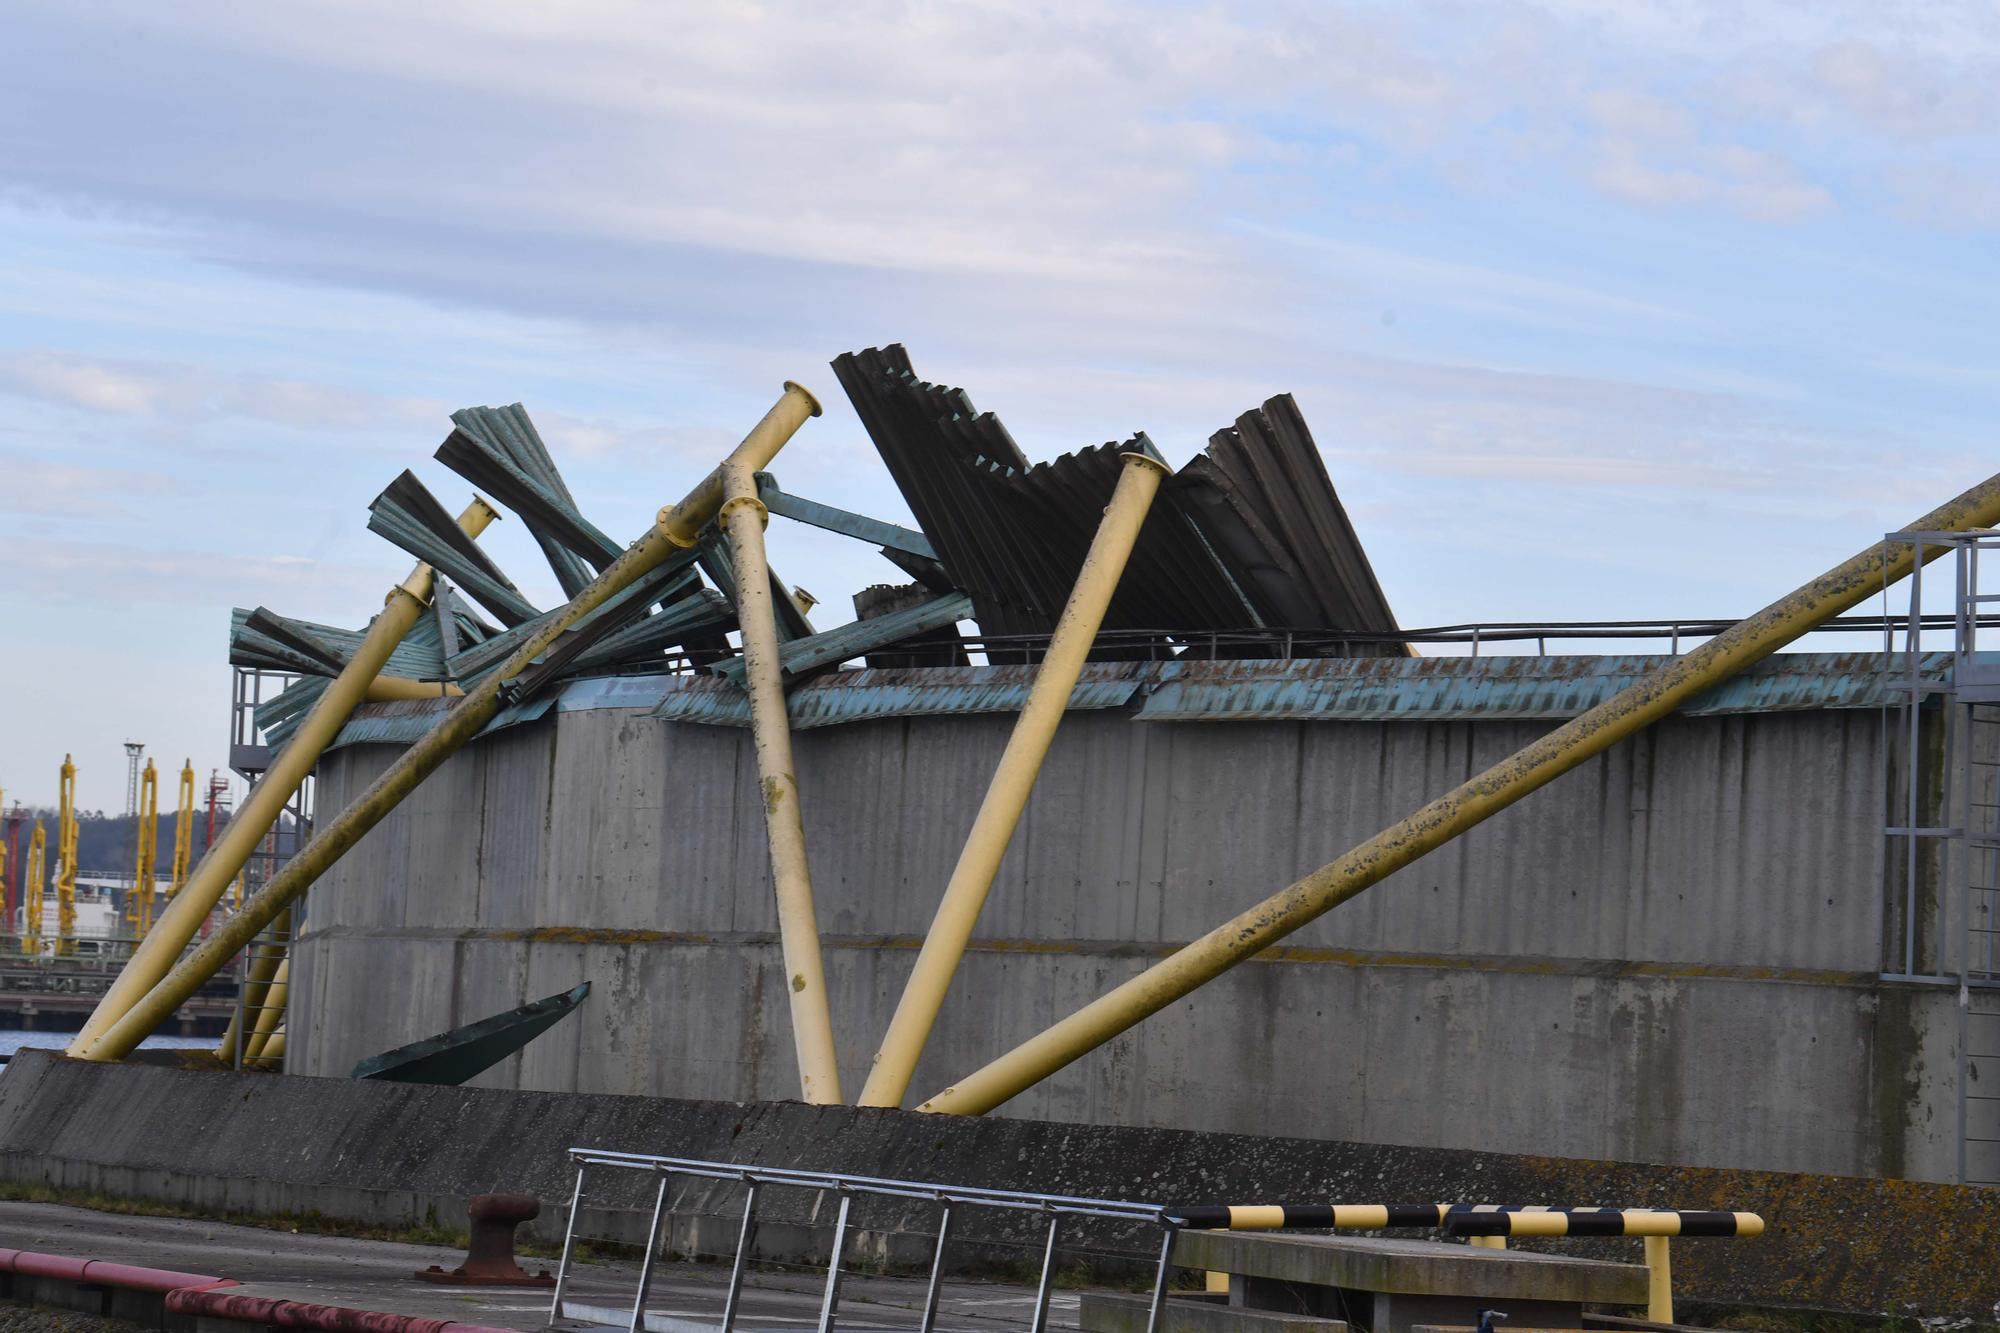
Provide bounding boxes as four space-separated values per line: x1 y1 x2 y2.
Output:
3 1 2000 810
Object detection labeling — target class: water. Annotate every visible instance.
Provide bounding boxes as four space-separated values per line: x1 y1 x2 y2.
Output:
0 1031 213 1058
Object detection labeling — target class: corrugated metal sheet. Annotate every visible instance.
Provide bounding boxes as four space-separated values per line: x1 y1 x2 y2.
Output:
367 469 540 627
830 345 1403 658
1177 395 1403 651
229 606 483 681
649 663 1147 729
712 591 974 685
439 404 610 598
328 695 557 748
1135 651 1948 721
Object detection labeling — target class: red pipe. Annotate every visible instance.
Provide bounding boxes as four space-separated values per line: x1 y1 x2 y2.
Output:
80 1259 238 1292
0 1248 232 1290
167 1288 518 1333
1 1249 512 1333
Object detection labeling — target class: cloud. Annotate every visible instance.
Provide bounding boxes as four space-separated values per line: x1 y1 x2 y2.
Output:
1589 140 1834 223
6 536 382 608
0 347 445 430
0 457 180 517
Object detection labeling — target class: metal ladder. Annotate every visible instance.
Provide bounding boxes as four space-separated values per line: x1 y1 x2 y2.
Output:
1881 531 2000 1184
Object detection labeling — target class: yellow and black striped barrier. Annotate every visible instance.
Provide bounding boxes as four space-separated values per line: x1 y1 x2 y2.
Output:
1443 1206 1763 1239
1166 1203 1763 1326
1168 1203 1762 1238
1172 1204 1453 1230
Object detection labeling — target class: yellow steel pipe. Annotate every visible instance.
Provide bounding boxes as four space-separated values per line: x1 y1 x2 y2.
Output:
719 460 842 1103
257 1027 286 1067
1645 1235 1673 1324
242 956 289 1065
365 676 465 702
80 382 822 1061
917 471 2000 1115
860 450 1167 1107
216 905 293 1064
67 496 502 1055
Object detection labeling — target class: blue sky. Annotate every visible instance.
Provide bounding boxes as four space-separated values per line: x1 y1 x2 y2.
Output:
3 1 1999 809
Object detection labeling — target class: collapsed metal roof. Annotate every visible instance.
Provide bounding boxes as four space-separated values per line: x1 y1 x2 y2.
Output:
232 344 1405 742
831 345 1404 659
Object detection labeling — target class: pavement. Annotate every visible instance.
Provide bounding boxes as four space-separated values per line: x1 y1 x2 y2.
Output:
0 1200 1090 1333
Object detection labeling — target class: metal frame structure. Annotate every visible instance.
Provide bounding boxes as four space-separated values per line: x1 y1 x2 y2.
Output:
1876 529 2000 1186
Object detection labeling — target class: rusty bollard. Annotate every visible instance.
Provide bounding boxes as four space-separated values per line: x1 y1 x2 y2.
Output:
415 1193 555 1287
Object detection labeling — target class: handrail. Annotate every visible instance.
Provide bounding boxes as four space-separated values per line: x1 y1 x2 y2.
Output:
553 1149 1765 1333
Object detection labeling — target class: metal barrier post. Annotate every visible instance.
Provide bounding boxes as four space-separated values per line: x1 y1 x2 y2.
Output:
629 1172 672 1333
1143 1226 1177 1333
816 1192 853 1333
719 1180 761 1333
1644 1236 1672 1323
550 1163 587 1322
1029 1212 1064 1333
918 1201 953 1333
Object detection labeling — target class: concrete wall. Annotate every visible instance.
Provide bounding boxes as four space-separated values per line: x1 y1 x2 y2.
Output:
291 702 1957 1180
2 1051 1995 1320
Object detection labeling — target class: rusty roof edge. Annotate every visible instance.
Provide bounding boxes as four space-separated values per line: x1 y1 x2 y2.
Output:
1136 650 1951 722
320 651 1948 749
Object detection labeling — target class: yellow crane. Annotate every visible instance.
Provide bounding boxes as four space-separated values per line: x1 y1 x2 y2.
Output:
126 761 159 939
23 821 45 954
55 755 77 957
167 761 194 903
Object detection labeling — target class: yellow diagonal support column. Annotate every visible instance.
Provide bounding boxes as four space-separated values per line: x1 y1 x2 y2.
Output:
80 382 821 1062
719 460 842 1103
861 449 1167 1107
216 905 293 1064
242 956 289 1066
67 496 503 1055
917 469 2000 1115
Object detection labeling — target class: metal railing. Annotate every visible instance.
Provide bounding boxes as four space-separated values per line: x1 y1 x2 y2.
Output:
556 611 2000 682
552 1149 1180 1333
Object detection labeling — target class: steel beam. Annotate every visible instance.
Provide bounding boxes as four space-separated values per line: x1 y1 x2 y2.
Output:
861 450 1166 1107
720 459 842 1103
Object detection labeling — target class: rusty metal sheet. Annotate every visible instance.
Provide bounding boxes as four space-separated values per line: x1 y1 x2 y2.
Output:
650 662 1148 729
1135 651 1942 722
326 695 556 749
